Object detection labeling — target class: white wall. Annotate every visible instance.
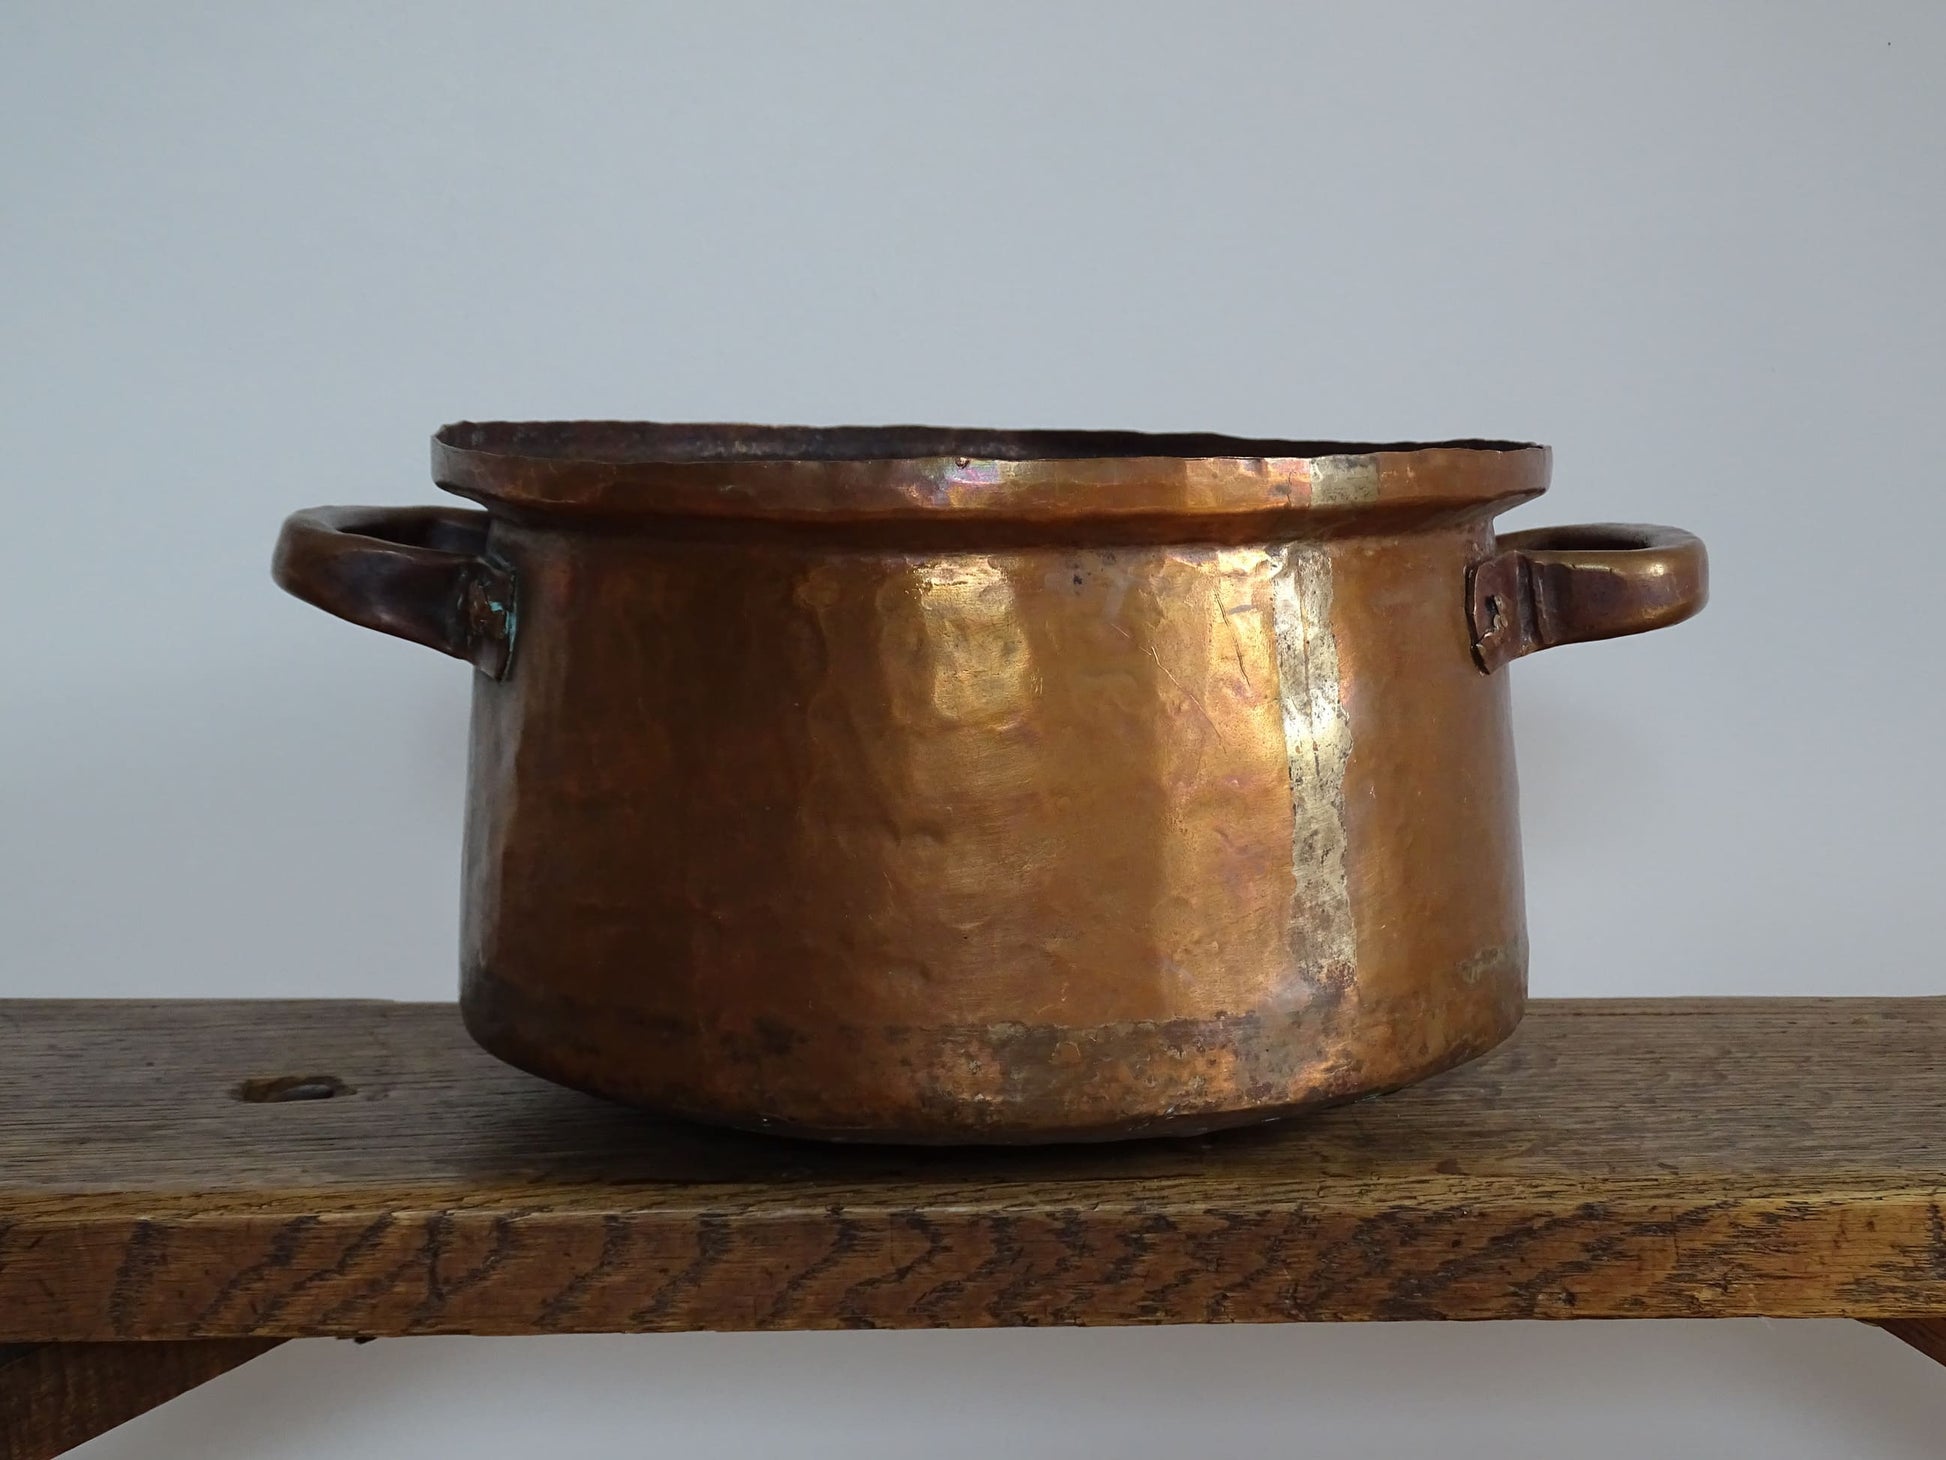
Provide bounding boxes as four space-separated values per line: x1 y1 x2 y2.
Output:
5 3 1944 1455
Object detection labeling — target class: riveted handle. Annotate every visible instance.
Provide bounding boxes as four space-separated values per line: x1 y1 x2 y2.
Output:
272 506 516 677
1468 523 1707 672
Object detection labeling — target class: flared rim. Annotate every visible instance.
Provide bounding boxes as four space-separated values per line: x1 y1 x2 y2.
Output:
432 421 1550 526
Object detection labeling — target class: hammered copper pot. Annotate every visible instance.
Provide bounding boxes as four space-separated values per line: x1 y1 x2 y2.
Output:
273 424 1706 1143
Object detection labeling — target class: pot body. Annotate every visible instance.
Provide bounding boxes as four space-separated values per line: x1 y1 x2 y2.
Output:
273 425 1706 1142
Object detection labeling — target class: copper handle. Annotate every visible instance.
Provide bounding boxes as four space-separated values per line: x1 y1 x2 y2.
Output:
1468 522 1707 672
271 506 516 677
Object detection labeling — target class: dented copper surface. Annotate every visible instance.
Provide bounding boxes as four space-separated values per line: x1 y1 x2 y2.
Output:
272 424 1708 1143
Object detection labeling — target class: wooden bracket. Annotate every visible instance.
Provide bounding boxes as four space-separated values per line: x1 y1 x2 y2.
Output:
0 1340 283 1460
1872 1317 1946 1369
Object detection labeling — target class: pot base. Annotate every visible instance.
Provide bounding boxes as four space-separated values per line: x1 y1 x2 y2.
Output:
460 974 1523 1145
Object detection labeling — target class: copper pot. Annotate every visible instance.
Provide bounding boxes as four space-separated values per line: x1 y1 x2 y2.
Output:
274 424 1706 1143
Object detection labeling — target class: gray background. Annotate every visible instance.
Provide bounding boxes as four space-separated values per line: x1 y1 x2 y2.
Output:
5 3 1944 1455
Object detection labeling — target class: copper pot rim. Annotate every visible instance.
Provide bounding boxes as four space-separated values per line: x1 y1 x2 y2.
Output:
432 421 1550 525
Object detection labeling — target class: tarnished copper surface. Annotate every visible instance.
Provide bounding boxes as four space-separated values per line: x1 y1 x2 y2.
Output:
273 424 1707 1143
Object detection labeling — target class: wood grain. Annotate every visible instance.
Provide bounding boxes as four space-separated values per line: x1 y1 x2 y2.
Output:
1 998 1943 1341
0 1340 281 1460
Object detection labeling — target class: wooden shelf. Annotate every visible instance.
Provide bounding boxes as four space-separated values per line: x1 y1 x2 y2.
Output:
2 997 1943 1455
